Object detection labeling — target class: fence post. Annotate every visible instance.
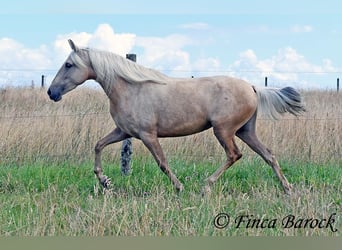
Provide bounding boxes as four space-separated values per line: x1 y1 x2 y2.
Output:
120 54 136 175
41 75 45 88
337 78 340 92
265 77 268 87
126 53 136 62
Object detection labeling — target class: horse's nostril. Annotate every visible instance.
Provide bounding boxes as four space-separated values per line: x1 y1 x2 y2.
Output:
47 89 51 96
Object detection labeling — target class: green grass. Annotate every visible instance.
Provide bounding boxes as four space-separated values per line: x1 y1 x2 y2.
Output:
0 157 340 236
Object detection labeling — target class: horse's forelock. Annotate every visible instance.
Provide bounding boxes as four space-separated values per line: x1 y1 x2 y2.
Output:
70 51 87 69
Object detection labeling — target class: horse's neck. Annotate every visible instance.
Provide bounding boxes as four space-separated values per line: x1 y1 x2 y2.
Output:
96 78 111 97
96 76 133 105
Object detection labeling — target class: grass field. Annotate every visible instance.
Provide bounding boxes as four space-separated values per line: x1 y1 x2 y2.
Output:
0 87 341 236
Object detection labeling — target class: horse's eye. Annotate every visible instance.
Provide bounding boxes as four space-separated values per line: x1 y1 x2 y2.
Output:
65 62 73 69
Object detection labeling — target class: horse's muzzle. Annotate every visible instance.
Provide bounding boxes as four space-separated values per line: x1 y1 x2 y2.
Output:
47 87 62 102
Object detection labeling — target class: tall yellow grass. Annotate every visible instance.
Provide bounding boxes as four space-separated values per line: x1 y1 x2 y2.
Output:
0 87 341 164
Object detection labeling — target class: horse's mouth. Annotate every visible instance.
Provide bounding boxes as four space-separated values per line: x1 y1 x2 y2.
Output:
51 95 62 102
47 88 62 102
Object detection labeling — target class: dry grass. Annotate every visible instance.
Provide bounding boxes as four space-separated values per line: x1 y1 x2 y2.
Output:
0 87 341 164
0 86 341 236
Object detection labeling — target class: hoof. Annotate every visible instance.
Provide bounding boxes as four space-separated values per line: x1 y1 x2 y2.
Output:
100 175 111 189
283 184 292 195
175 183 184 193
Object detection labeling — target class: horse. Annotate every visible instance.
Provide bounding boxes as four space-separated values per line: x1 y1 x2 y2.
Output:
48 39 305 195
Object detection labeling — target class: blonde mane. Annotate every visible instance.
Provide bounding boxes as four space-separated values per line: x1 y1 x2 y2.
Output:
83 48 171 93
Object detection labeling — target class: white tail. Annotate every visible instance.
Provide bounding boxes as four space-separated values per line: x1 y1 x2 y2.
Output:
255 86 305 119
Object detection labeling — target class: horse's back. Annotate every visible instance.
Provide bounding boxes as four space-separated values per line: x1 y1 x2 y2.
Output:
161 75 257 134
189 76 257 129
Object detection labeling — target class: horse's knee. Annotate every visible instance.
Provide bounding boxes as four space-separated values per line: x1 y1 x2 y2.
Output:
235 151 242 162
227 151 242 166
229 143 242 162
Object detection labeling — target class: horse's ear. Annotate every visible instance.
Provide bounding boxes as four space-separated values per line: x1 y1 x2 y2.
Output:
68 39 79 52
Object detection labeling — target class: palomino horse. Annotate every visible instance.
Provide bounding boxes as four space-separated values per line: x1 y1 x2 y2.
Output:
48 40 305 194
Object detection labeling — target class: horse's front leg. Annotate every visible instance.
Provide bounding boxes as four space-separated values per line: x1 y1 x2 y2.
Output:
94 128 130 189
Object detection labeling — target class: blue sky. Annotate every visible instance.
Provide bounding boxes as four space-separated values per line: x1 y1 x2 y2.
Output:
1 0 341 89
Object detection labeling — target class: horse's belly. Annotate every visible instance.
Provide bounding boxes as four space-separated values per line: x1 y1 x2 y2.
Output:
157 118 211 137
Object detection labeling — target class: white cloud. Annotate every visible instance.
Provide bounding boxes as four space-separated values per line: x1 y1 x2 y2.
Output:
228 47 338 89
0 24 137 72
0 24 137 87
53 24 136 63
136 34 222 77
0 38 53 86
0 38 51 70
88 24 136 55
136 34 193 75
53 32 92 64
291 25 313 33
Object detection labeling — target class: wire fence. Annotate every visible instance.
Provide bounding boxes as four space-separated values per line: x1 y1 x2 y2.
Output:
0 112 108 119
1 110 341 164
0 69 341 91
1 112 341 120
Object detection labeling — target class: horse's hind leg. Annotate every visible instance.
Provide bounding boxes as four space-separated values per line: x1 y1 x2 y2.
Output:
236 114 292 194
203 127 242 194
139 131 184 193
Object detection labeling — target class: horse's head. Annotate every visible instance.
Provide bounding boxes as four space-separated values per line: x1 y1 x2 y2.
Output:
47 40 96 102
